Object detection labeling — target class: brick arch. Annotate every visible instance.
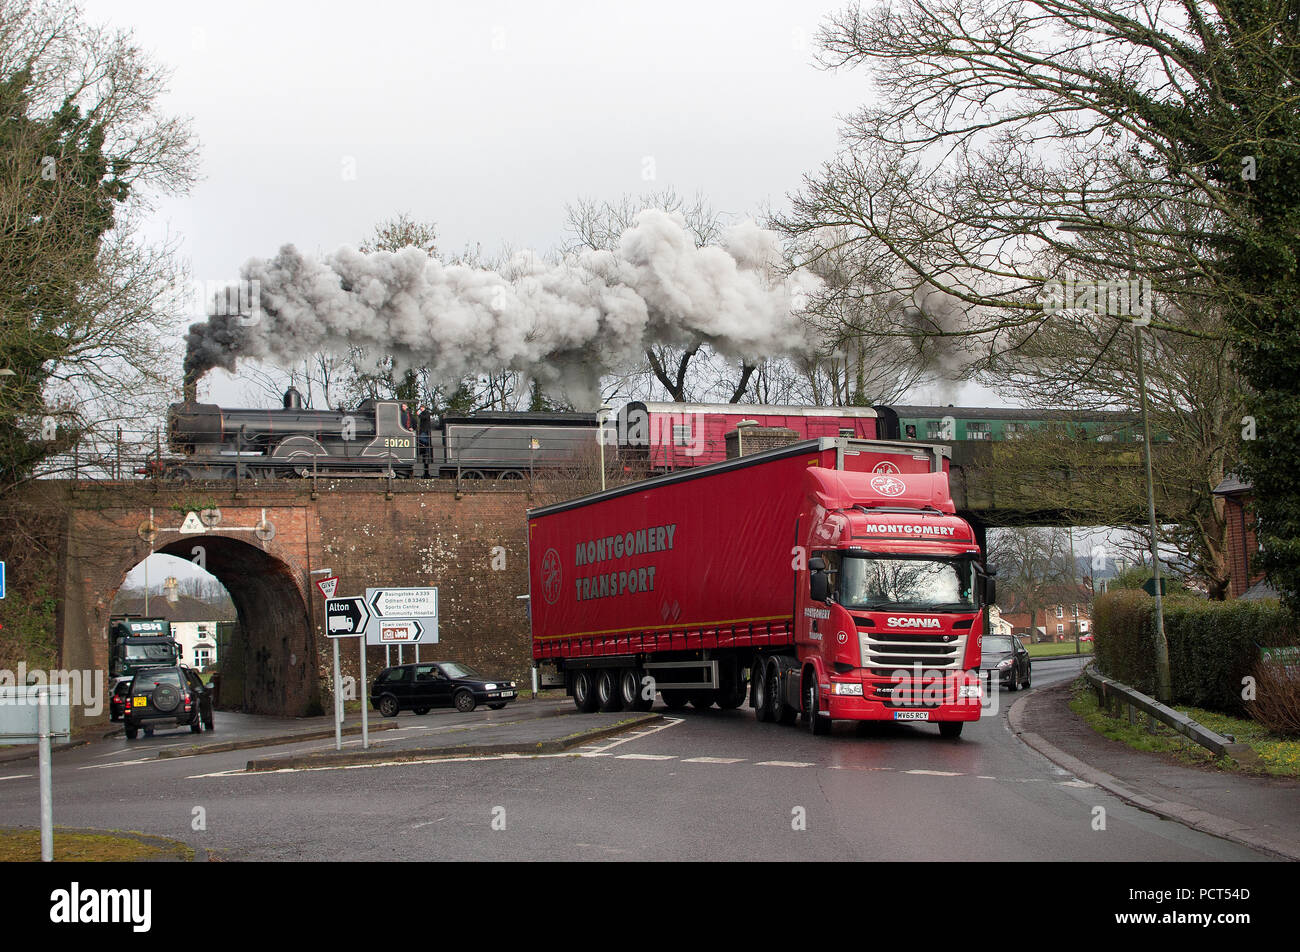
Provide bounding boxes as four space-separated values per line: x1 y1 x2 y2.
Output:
107 533 318 716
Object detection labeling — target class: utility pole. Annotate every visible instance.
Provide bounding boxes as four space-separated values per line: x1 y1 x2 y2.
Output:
1134 324 1171 701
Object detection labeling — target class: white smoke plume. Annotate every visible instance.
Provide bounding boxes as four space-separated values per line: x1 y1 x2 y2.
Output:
185 210 821 407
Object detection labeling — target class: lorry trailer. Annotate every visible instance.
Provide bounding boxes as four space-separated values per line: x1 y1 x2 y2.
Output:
527 437 991 737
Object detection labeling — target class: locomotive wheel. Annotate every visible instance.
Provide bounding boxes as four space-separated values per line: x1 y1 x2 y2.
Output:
461 470 485 480
497 470 526 481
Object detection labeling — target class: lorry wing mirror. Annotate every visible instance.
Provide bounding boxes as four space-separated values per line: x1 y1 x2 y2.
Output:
811 571 830 603
984 576 997 606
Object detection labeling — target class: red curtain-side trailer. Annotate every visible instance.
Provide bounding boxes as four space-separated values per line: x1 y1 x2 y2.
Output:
527 437 990 738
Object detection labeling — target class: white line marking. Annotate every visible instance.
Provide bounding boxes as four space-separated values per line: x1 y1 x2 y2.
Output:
1058 779 1095 788
755 760 814 768
578 717 682 755
905 769 963 777
0 774 33 781
682 757 745 764
615 753 676 761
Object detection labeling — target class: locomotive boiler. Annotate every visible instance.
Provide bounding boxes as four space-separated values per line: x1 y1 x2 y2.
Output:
167 387 599 479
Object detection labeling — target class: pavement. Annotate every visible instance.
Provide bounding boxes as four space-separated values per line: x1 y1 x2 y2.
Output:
1010 678 1300 861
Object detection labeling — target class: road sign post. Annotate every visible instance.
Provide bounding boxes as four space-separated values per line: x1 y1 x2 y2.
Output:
360 637 368 750
0 685 70 861
325 596 370 749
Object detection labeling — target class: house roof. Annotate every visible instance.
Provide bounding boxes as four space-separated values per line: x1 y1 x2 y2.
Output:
112 594 235 623
1213 473 1252 496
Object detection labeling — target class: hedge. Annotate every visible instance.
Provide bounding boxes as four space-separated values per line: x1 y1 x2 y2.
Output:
1093 591 1299 715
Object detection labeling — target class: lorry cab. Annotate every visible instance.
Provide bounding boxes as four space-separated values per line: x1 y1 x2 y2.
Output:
796 468 987 732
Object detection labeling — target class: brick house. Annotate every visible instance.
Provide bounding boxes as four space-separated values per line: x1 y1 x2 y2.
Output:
1002 597 1093 643
1213 474 1275 600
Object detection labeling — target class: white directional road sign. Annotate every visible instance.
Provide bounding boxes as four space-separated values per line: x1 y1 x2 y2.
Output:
368 587 437 618
365 587 437 645
325 597 369 637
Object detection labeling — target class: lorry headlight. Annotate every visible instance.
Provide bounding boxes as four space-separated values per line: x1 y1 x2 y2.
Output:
831 682 863 696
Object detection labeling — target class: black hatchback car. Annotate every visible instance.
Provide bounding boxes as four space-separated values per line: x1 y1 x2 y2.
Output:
123 666 214 739
370 662 518 717
980 634 1032 691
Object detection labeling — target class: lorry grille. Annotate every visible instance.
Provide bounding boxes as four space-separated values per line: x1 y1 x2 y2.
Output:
859 630 968 672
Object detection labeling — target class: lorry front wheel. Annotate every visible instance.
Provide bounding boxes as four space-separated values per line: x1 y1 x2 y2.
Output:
939 722 964 739
804 674 831 736
573 671 600 713
597 670 624 712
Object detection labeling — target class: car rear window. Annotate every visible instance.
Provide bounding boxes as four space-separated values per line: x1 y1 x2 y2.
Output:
382 668 408 683
135 670 182 689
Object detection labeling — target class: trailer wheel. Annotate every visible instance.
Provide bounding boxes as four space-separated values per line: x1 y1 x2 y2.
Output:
660 690 690 711
938 722 964 740
752 661 774 722
768 661 797 726
572 671 600 713
621 669 653 711
596 670 624 712
804 672 831 736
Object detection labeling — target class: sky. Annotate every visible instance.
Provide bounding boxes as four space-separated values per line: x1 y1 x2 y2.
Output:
83 0 938 405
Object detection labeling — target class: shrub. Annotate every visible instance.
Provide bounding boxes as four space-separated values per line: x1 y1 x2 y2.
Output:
1093 591 1298 714
1248 656 1300 737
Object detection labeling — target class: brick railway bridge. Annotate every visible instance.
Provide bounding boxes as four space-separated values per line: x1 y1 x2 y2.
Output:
40 440 1188 724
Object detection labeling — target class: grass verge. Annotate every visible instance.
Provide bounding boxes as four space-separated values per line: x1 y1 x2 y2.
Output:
1028 642 1094 658
1068 679 1300 777
0 828 194 862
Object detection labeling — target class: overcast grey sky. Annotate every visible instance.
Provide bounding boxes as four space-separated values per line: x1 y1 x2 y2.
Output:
82 0 1005 407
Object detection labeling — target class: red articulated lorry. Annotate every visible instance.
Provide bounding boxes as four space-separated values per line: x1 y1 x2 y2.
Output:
527 437 992 738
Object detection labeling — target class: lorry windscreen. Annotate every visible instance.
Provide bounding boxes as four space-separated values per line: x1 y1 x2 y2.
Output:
838 555 978 612
124 644 177 662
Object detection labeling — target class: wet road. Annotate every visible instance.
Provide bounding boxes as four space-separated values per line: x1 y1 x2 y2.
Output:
0 656 1269 861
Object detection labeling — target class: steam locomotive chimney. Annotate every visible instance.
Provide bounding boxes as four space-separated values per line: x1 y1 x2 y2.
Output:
283 386 304 409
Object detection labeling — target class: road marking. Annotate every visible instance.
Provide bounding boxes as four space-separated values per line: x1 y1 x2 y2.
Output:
905 769 963 777
0 774 33 781
683 757 745 764
78 758 154 770
755 760 814 768
1058 779 1095 788
579 717 683 756
615 753 676 761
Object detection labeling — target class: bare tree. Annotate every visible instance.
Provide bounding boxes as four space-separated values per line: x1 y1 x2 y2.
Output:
563 188 760 403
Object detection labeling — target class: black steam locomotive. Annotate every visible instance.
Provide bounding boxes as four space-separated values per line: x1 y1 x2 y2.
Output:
167 388 598 480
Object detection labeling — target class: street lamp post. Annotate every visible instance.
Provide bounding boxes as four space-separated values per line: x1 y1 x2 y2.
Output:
1057 225 1171 700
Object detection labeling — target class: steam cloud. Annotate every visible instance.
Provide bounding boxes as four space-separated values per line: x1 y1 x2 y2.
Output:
184 210 821 407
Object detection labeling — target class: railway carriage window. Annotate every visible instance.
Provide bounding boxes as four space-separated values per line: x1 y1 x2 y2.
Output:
925 421 944 439
966 422 991 440
1005 422 1027 439
839 428 854 438
672 424 692 446
905 425 917 439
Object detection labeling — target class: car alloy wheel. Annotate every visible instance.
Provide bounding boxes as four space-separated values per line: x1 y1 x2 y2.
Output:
455 690 476 713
